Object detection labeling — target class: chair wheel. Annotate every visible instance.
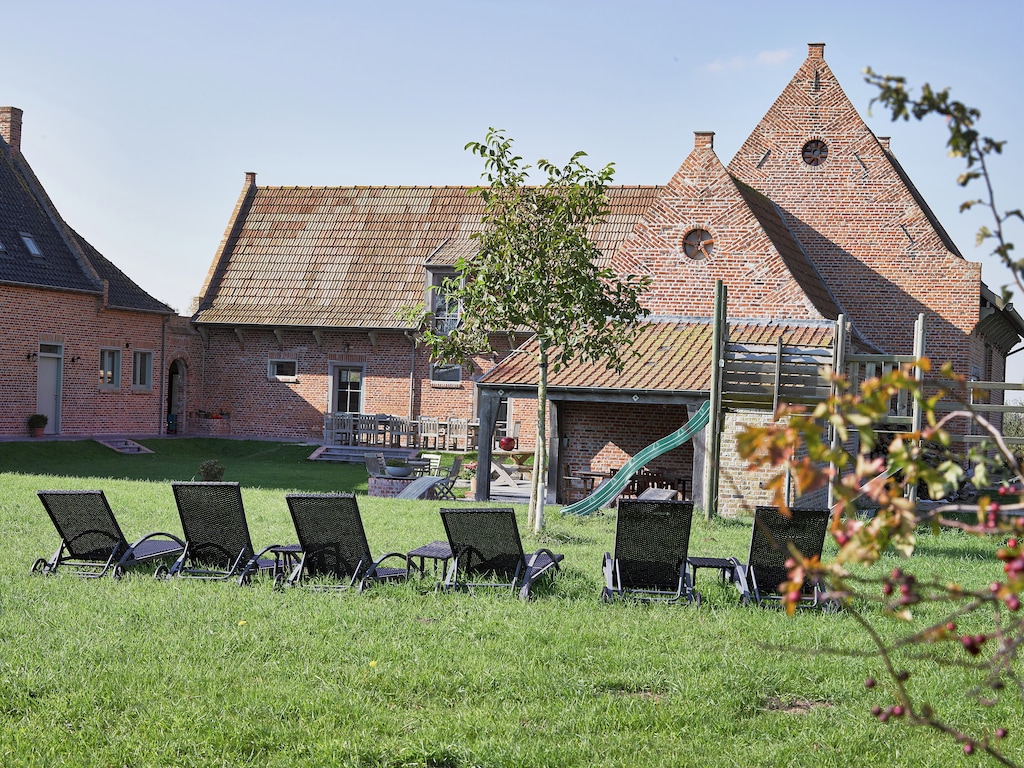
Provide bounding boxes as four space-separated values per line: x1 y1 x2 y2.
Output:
154 564 169 580
273 573 286 591
112 565 125 580
31 558 48 575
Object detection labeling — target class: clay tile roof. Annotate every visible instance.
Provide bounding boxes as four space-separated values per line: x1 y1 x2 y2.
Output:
72 231 174 314
194 185 662 328
479 318 835 393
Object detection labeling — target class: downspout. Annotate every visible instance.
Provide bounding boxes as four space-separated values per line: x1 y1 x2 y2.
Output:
159 315 169 435
404 331 417 422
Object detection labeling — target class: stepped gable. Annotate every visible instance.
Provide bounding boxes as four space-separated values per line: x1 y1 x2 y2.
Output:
610 131 841 322
193 176 660 329
726 43 980 355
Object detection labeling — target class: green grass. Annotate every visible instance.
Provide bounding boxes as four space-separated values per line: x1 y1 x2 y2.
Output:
1 439 1021 767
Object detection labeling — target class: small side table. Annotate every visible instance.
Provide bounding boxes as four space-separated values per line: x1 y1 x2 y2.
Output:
407 540 453 577
687 556 737 586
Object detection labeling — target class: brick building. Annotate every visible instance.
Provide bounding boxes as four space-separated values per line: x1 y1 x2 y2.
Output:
5 44 1021 517
1 106 175 437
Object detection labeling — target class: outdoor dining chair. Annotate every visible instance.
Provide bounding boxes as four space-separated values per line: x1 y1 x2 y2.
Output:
602 499 700 604
280 493 410 591
163 482 288 585
439 506 563 599
33 490 184 579
418 417 440 449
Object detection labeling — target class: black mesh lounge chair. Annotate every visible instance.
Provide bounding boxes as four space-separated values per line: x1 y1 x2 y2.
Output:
281 493 410 591
164 482 284 585
439 507 563 599
33 490 184 579
601 499 701 604
731 505 831 608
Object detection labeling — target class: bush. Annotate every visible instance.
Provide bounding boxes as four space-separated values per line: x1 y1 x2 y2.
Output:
198 459 225 481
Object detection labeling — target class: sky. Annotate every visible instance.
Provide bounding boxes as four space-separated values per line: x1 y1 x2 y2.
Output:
6 0 1024 376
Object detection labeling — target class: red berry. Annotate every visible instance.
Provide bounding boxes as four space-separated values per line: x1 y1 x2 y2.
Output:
1008 538 1018 549
892 705 904 717
996 728 1008 739
964 742 974 755
946 622 957 632
1007 595 1021 611
864 677 876 689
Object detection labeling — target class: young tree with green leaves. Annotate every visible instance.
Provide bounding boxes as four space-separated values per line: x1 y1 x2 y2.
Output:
421 128 650 532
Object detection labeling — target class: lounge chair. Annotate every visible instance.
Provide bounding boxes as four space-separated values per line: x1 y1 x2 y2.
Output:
280 493 409 590
364 453 386 477
730 505 831 608
439 506 563 599
601 499 700 604
163 482 285 585
434 456 462 500
33 490 184 579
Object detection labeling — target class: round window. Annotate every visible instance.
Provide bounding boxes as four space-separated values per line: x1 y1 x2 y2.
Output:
801 140 828 166
683 229 714 261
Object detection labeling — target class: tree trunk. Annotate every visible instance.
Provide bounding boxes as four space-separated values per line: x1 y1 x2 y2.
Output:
527 350 549 532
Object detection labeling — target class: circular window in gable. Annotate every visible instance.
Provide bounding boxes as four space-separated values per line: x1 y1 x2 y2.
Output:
801 139 829 166
683 229 714 261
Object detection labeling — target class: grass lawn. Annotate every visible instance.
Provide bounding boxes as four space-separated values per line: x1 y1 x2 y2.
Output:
1 438 1020 767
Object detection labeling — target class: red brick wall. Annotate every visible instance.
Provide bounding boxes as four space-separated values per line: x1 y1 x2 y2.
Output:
726 46 981 376
193 327 528 441
1 284 168 435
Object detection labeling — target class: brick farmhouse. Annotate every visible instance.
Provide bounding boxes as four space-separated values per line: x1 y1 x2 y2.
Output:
3 44 1021 513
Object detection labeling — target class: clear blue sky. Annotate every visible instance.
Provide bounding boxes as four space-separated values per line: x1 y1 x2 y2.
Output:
6 0 1024 375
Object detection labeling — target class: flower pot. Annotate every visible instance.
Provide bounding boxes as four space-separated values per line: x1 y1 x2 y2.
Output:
31 427 44 438
386 465 412 478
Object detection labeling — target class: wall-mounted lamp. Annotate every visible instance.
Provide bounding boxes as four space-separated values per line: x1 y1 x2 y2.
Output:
26 352 37 361
125 342 132 349
69 356 81 364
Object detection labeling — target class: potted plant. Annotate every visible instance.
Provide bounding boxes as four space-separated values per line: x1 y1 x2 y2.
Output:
385 458 412 478
27 413 48 437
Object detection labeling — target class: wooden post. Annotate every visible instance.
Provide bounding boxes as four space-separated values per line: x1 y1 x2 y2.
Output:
827 314 847 512
704 280 726 521
908 313 926 507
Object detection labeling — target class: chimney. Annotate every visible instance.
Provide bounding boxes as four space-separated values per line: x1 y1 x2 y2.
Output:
808 43 825 59
0 106 24 153
694 131 715 151
245 171 257 186
878 136 891 152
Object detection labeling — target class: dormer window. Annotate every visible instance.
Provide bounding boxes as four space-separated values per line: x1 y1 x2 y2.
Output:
20 232 42 257
429 269 460 335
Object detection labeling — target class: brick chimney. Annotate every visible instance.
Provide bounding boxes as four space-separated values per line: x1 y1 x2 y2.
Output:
0 106 23 153
808 43 825 59
694 131 715 151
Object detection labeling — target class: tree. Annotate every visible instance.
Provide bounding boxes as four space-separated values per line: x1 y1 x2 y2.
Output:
421 129 650 532
737 75 1023 764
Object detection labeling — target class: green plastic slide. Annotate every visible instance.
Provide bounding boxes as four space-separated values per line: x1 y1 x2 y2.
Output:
559 401 712 517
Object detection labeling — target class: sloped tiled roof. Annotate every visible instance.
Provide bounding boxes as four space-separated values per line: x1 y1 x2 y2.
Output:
0 141 102 293
193 184 662 328
479 318 834 393
0 130 172 314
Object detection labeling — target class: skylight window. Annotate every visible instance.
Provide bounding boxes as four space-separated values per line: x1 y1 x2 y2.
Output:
20 232 42 257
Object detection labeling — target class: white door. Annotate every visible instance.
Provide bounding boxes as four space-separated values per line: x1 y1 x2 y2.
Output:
35 344 62 434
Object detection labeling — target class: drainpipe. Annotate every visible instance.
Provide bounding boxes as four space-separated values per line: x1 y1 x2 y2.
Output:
159 315 168 435
404 331 417 422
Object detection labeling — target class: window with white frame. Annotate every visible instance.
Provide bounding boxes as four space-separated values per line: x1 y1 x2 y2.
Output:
132 350 153 389
430 362 462 386
430 270 460 335
99 348 121 388
268 359 298 380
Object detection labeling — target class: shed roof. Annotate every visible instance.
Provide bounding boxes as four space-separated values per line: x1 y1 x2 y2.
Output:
479 318 835 393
